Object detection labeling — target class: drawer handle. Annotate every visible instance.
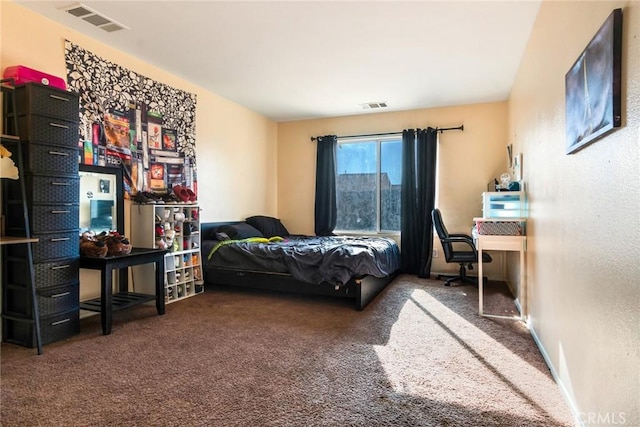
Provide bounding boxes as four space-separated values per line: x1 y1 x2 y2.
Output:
48 150 70 156
50 237 70 242
51 182 71 186
51 210 70 214
49 95 70 102
51 318 71 326
51 292 71 298
51 264 71 270
49 122 69 129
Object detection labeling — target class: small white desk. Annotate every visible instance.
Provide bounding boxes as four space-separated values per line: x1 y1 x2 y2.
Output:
474 222 527 322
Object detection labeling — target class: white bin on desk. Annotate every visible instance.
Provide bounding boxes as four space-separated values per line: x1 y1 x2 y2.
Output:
482 191 527 218
475 217 526 236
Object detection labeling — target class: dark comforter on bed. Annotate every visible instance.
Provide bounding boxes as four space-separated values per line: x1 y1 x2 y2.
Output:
203 235 400 286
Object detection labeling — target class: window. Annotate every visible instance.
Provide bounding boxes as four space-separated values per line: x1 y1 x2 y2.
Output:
335 137 402 232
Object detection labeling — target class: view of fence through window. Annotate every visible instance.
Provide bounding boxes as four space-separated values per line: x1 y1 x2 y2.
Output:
335 138 402 232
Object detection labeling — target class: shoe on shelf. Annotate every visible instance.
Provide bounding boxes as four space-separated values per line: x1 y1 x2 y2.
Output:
184 187 197 202
162 191 182 204
143 191 165 204
173 185 191 203
134 191 156 204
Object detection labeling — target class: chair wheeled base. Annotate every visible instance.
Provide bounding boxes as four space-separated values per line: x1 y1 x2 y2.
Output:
436 263 483 286
431 208 492 287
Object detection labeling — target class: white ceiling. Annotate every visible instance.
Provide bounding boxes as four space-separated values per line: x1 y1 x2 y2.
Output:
14 0 541 122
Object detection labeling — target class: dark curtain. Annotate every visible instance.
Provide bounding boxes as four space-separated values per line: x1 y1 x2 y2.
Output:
314 135 338 236
401 127 438 277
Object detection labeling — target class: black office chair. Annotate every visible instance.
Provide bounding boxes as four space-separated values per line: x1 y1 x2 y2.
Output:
431 208 492 286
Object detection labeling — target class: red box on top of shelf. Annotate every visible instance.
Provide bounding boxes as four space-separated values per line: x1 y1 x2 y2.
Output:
2 65 66 90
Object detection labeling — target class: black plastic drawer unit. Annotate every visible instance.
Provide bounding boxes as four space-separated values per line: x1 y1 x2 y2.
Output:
6 203 79 234
4 282 79 317
7 230 79 263
13 83 79 120
5 174 80 205
6 257 80 289
2 82 81 350
3 309 80 348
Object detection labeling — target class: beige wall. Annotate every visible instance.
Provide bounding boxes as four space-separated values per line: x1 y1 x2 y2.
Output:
277 102 508 276
4 0 638 422
508 0 640 424
0 2 278 298
0 1 278 223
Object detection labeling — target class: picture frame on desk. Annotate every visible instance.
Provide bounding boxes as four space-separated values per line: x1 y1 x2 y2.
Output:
512 153 522 182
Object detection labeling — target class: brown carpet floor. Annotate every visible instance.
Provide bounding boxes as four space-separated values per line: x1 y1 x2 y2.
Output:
1 275 574 426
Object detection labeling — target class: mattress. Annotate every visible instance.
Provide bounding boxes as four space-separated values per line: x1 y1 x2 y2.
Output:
203 235 400 286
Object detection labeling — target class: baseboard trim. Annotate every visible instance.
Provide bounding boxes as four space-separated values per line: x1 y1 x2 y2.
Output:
529 324 583 427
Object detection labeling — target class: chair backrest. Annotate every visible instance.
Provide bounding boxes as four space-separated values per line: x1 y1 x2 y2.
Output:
431 208 454 262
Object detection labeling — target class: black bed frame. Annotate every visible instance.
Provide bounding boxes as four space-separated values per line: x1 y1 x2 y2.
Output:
201 222 397 310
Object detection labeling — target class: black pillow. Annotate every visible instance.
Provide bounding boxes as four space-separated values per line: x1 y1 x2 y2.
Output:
215 232 231 241
217 223 263 240
245 215 290 238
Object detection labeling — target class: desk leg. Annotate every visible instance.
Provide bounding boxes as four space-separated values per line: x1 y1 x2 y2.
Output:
478 246 484 316
520 247 526 320
156 258 166 316
101 268 113 335
118 268 128 293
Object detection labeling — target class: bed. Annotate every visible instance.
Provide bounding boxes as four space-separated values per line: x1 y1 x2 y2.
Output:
201 216 400 310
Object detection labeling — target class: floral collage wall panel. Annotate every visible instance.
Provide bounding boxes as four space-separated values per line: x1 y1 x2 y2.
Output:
65 40 198 197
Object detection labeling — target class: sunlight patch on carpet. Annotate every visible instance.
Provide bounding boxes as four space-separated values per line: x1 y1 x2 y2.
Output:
372 288 571 426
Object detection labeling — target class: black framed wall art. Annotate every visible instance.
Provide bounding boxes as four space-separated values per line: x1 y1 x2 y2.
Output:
565 8 622 155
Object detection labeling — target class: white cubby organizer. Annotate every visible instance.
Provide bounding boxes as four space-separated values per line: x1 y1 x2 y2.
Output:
130 203 204 303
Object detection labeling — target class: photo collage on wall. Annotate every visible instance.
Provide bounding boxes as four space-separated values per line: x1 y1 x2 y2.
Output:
64 40 198 198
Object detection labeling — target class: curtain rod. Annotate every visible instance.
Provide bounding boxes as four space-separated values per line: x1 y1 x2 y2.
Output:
310 124 463 142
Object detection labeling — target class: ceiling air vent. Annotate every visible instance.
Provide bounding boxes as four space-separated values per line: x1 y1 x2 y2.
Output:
59 3 129 32
360 102 388 110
